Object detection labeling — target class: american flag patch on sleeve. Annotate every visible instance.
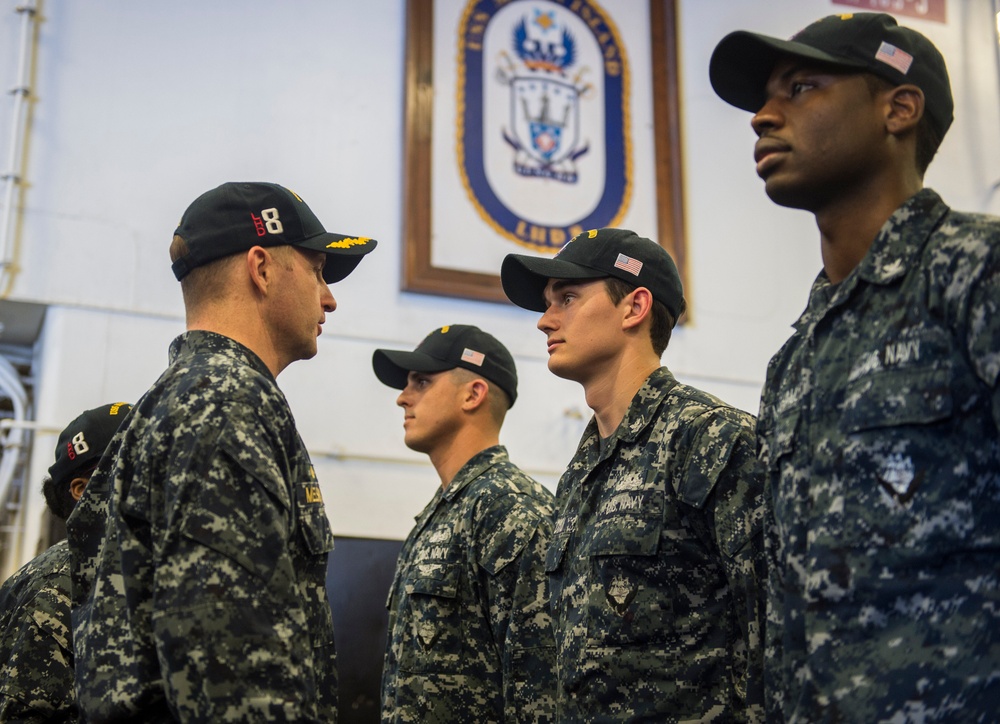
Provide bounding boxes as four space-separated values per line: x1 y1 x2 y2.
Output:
874 42 913 74
462 348 485 366
614 253 643 276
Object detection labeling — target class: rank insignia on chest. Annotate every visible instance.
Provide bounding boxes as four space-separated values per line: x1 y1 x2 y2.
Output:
877 453 919 503
416 621 440 650
606 574 637 617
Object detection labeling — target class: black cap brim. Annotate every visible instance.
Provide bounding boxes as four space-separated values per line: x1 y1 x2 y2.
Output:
709 31 867 114
298 233 378 284
372 349 455 390
500 254 607 312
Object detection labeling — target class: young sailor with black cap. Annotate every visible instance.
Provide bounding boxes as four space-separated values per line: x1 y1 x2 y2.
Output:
373 325 556 723
501 229 765 722
710 12 1000 721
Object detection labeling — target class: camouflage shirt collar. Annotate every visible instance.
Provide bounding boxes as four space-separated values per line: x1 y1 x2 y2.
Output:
794 189 948 334
858 188 947 286
581 367 676 462
168 330 275 382
442 445 508 501
616 367 676 443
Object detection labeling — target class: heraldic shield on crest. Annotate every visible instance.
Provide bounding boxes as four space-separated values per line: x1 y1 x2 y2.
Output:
459 0 631 252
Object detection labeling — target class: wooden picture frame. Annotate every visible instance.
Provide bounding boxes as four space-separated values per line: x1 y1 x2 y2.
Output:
402 0 686 305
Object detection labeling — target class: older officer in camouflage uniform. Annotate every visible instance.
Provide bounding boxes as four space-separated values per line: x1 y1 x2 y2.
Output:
373 325 556 722
0 402 130 722
501 229 765 722
67 182 376 722
711 13 1000 721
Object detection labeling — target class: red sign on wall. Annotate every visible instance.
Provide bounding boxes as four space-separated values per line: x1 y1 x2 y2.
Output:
831 0 946 24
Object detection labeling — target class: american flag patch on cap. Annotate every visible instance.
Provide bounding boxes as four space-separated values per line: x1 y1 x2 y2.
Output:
462 348 485 366
874 41 913 74
614 253 643 276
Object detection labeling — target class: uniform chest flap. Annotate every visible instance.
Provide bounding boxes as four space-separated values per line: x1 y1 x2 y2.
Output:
582 470 663 558
840 328 954 433
406 561 460 600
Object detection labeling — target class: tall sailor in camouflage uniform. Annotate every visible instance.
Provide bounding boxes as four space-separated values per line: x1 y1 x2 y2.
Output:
0 402 130 722
501 229 765 722
373 324 557 722
67 182 376 722
710 13 1000 720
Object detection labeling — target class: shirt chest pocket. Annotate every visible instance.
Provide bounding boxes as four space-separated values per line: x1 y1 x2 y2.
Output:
399 563 465 674
838 332 958 549
840 365 953 433
582 514 661 558
840 329 954 433
580 504 666 648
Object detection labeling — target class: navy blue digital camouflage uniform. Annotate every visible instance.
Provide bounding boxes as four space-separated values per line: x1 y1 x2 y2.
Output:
0 539 75 722
757 189 1000 721
546 366 765 722
381 445 557 723
68 331 337 722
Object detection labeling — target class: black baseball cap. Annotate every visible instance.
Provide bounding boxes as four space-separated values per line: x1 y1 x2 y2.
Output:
48 402 132 486
373 325 518 406
172 182 378 284
500 228 685 320
709 13 953 141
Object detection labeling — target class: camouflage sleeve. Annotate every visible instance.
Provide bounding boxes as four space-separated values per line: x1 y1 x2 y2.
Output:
476 495 557 723
964 242 1000 427
0 604 74 722
685 408 767 723
146 412 320 721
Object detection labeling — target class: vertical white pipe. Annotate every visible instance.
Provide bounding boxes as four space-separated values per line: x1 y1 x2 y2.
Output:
0 1 37 287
